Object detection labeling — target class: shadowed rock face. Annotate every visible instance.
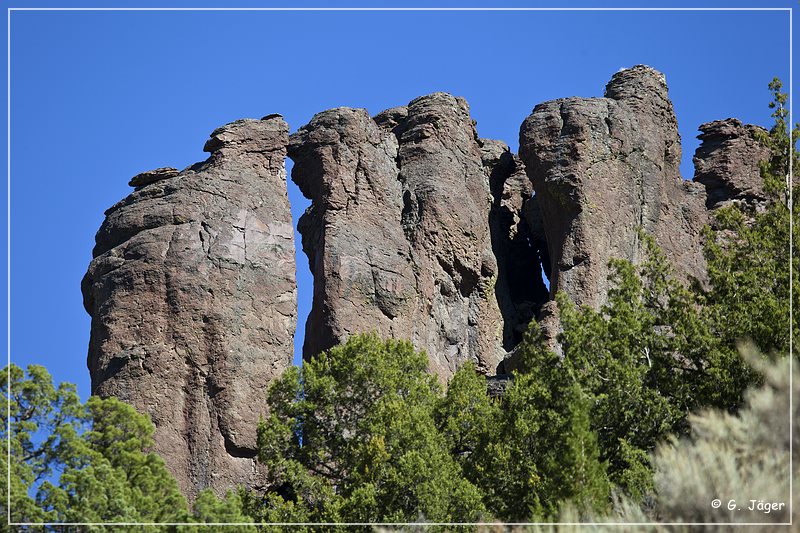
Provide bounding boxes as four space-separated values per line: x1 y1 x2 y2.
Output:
82 116 296 499
289 93 534 379
483 140 549 351
519 65 708 311
693 118 771 210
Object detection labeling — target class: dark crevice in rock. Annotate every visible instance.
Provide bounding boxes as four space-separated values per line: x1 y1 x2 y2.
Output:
523 194 551 292
223 436 257 459
485 143 549 352
486 374 512 398
401 189 421 243
454 255 481 298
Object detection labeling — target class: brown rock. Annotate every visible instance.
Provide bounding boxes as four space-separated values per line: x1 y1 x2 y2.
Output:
289 93 509 379
128 166 179 188
289 106 417 364
693 118 771 209
483 140 548 351
519 65 708 314
82 116 296 499
80 66 773 492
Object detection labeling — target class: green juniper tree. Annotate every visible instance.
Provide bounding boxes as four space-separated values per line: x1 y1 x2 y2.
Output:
703 78 799 359
1 363 82 528
187 489 257 532
439 326 610 521
554 246 741 501
525 348 798 532
543 76 798 506
250 334 486 527
4 76 795 530
1 364 253 532
36 396 189 528
1 364 190 531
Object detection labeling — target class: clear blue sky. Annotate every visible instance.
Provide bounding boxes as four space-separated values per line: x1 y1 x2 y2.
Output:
3 1 795 400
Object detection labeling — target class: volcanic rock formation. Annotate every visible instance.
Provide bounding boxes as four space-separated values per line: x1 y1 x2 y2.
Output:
519 65 709 312
289 94 540 379
83 65 774 498
82 116 296 499
693 118 771 211
483 141 549 351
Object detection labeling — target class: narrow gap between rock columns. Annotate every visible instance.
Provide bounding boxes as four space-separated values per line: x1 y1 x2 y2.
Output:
530 191 551 294
285 158 312 368
540 263 551 292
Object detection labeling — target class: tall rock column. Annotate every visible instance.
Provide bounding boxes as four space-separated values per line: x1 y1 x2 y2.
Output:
398 94 507 377
82 116 297 499
287 106 417 363
519 65 708 311
290 93 511 379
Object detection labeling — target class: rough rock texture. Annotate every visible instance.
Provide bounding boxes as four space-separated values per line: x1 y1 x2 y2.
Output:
82 116 296 499
693 118 771 210
486 374 512 398
519 65 708 311
128 166 179 188
483 141 549 351
81 66 774 500
289 93 514 379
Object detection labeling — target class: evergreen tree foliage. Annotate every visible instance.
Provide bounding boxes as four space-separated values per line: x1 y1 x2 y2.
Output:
251 334 486 526
535 348 797 532
1 364 254 531
2 77 794 529
187 489 257 532
251 332 611 525
1 363 82 527
439 326 610 521
543 76 797 504
555 242 745 500
703 77 799 358
647 347 795 528
35 396 189 528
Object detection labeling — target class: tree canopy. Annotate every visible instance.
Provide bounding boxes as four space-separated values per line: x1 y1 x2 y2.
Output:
1 364 254 532
249 334 487 526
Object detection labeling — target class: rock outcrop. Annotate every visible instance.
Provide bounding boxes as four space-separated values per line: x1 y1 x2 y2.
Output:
82 65 775 499
519 65 708 312
82 116 296 499
693 118 771 210
289 93 531 379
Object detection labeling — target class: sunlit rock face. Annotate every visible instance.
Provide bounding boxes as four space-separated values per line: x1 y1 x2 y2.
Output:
81 65 773 500
289 93 547 380
693 118 771 211
519 65 709 314
82 116 296 500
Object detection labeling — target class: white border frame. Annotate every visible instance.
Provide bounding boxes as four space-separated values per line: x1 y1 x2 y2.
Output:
5 4 794 529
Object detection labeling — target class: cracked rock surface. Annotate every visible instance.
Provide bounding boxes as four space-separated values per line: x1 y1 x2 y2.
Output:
483 140 549 352
693 118 771 211
81 65 775 499
289 93 521 379
519 65 708 312
82 116 296 499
